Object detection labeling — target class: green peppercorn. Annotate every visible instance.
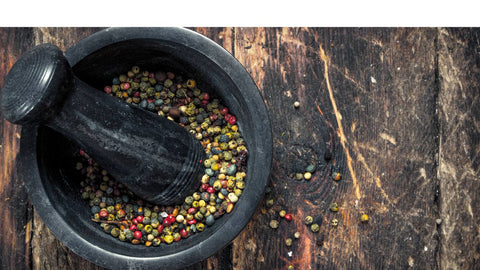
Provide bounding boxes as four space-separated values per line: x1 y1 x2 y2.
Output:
266 199 274 208
152 238 161 246
118 232 126 242
288 265 294 270
110 227 121 238
285 238 293 247
294 231 300 239
295 173 304 181
310 223 320 233
279 210 286 218
330 203 339 212
305 216 313 225
269 220 279 229
331 219 339 226
144 225 153 234
196 223 205 232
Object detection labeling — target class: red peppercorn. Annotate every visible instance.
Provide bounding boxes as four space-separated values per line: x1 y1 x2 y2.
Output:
157 225 164 234
133 91 140 97
207 186 215 194
209 114 218 122
79 149 85 156
121 82 130 90
136 215 144 223
104 86 112 94
203 93 210 100
201 183 209 190
163 214 175 226
202 100 209 106
228 115 237 125
180 229 189 238
99 209 108 219
285 214 293 221
187 219 197 225
188 207 197 215
220 107 228 115
173 234 181 242
134 231 142 240
132 218 139 225
162 219 170 226
224 114 231 122
220 179 228 188
130 224 137 231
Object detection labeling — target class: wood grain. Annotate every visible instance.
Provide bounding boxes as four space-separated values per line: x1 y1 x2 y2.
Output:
437 28 480 269
232 28 439 269
0 27 34 270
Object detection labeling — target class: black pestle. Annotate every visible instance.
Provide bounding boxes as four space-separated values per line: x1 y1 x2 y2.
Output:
0 44 206 205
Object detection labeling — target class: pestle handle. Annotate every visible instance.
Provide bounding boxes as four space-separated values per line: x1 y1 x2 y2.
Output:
1 44 205 205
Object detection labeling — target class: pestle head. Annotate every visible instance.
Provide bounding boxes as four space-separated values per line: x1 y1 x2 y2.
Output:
1 44 72 125
1 44 205 205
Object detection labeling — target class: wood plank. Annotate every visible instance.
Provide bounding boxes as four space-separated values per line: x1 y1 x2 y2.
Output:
437 28 480 269
232 28 439 269
0 27 34 270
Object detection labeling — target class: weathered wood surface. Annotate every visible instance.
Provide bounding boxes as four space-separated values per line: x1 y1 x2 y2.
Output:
0 27 479 270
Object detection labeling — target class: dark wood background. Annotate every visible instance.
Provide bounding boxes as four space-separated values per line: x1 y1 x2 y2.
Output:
1 27 479 270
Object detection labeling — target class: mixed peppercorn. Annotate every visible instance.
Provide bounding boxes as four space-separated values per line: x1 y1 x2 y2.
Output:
77 66 248 247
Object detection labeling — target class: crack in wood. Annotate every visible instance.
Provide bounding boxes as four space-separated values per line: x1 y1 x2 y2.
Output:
318 43 362 201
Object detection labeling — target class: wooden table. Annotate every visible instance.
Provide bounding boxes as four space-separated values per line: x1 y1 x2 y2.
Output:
1 27 479 269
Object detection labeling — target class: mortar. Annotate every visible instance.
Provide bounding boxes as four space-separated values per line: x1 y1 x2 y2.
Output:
13 28 272 269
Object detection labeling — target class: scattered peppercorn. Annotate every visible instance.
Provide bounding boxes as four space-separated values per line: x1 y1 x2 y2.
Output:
285 238 293 247
284 213 293 222
361 214 369 222
330 203 339 212
310 223 320 233
279 210 286 218
294 231 300 239
331 218 339 226
269 220 279 229
293 101 300 108
332 172 342 181
304 215 313 225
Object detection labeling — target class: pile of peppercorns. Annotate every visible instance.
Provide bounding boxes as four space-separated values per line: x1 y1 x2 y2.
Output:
76 66 248 246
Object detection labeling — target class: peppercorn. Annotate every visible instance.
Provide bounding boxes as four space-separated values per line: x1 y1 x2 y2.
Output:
285 214 293 221
304 172 312 180
285 238 293 247
310 223 320 233
331 219 339 226
295 173 303 181
305 216 313 225
134 231 142 240
332 172 342 181
164 234 174 244
293 101 300 108
279 210 286 218
266 198 274 208
330 203 339 212
361 214 369 222
269 220 279 229
294 231 300 239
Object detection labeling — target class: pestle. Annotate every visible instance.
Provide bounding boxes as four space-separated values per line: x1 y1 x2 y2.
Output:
0 44 206 205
